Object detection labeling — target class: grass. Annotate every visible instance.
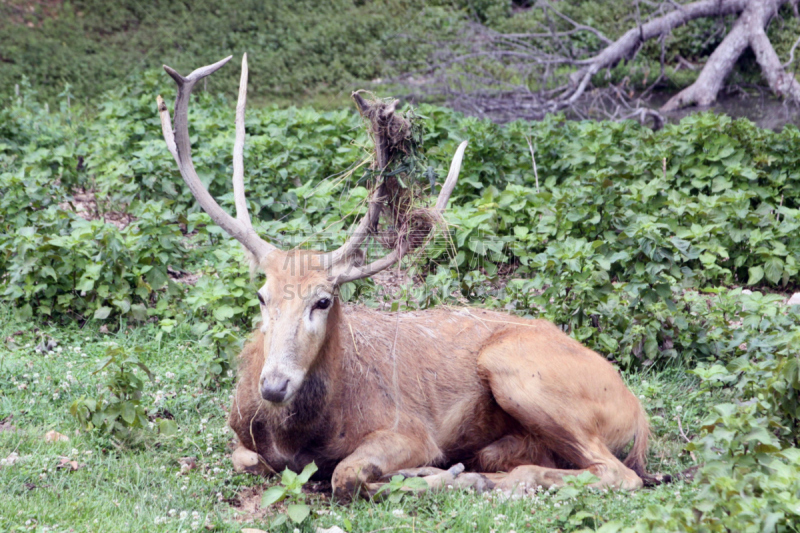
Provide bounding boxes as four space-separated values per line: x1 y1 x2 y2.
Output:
0 303 720 532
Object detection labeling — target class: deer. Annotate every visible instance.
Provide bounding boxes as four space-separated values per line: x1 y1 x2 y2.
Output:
157 54 652 502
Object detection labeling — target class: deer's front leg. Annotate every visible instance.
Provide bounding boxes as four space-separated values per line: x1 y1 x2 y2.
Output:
332 430 439 502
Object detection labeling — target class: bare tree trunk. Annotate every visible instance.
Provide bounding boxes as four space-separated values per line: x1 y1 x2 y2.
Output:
662 0 800 110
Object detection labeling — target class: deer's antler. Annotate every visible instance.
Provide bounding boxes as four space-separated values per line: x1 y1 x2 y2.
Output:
328 140 468 284
157 54 276 263
157 55 467 284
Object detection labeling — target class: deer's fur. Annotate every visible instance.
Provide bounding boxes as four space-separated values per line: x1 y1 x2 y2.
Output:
158 56 651 501
228 252 648 500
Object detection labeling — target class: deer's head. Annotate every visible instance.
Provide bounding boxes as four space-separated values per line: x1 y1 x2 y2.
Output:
158 55 466 405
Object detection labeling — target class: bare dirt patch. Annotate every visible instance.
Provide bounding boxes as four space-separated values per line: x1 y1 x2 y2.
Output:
0 415 17 433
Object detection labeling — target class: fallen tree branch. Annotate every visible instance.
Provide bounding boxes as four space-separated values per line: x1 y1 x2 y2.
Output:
662 0 800 110
398 0 798 123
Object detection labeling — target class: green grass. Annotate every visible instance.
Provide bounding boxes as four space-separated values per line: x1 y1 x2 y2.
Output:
0 305 716 532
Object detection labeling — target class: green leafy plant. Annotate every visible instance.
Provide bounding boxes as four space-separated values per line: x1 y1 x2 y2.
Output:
260 461 319 526
374 474 429 503
552 471 602 528
69 345 176 437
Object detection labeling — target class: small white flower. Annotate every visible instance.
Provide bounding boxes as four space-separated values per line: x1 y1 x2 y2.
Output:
392 509 404 518
168 509 176 516
179 510 188 520
676 406 683 412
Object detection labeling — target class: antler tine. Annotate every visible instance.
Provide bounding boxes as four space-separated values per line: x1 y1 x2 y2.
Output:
158 55 276 263
434 140 468 214
232 54 252 229
333 141 468 284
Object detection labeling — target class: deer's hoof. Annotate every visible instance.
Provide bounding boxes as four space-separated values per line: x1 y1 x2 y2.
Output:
332 462 383 503
231 446 269 476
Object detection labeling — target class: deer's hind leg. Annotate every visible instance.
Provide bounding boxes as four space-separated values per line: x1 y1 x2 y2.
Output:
477 325 644 495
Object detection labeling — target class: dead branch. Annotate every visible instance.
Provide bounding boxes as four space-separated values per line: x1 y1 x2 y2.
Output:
663 0 800 110
396 0 799 123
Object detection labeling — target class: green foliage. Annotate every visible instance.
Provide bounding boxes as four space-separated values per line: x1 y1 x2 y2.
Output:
261 462 319 527
68 345 171 438
3 69 800 531
374 475 429 503
0 0 454 103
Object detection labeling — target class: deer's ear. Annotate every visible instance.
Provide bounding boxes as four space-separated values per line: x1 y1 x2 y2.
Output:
328 248 365 285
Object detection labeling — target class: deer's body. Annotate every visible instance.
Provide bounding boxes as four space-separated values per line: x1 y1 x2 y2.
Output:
230 296 647 496
158 55 652 500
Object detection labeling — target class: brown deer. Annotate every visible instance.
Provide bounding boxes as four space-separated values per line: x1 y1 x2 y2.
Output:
157 55 651 502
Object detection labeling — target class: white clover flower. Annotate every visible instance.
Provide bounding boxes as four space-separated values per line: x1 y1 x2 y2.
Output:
179 510 188 520
392 509 405 518
676 406 683 412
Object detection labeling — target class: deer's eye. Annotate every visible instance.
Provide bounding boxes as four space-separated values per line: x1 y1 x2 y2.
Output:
313 298 331 311
256 292 265 305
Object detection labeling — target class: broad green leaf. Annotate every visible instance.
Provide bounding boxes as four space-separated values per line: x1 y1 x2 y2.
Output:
94 306 112 320
403 477 428 490
297 461 318 484
121 401 135 424
763 256 784 284
286 504 311 523
281 468 298 487
554 486 580 500
158 419 178 436
747 266 764 285
213 305 236 321
261 486 286 507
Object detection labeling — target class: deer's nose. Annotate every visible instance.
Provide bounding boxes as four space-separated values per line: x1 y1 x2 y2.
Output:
260 376 290 404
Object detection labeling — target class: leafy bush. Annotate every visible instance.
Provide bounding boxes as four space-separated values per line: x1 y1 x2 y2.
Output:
70 345 155 436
